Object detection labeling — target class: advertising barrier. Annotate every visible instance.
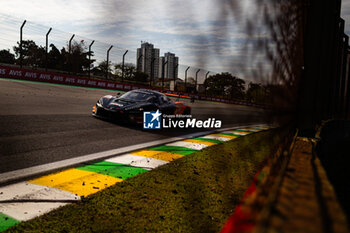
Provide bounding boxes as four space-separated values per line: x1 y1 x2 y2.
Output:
0 64 264 107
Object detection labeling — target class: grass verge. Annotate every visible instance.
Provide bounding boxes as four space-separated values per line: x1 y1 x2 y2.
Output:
6 129 286 233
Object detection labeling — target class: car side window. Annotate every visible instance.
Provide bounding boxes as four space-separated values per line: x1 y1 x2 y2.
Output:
147 96 157 103
165 96 172 103
159 95 169 104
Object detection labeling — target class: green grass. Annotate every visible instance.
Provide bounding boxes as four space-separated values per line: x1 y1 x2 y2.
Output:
6 129 284 233
76 161 148 180
148 145 198 155
0 214 19 232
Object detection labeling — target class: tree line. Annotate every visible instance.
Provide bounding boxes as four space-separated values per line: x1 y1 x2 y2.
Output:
0 40 270 103
0 40 148 82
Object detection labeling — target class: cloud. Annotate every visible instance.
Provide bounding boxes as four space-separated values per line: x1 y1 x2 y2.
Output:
0 0 265 80
342 0 350 34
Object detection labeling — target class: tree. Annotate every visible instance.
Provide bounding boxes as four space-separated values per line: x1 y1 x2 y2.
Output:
0 49 15 64
113 63 148 83
47 44 65 70
187 77 195 85
92 60 113 77
204 72 245 99
13 40 46 67
246 82 265 103
184 77 196 93
133 72 148 83
114 63 136 80
12 40 93 73
62 40 92 73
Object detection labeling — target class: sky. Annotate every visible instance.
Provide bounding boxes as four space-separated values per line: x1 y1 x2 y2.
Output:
342 0 350 34
0 0 349 83
0 0 260 83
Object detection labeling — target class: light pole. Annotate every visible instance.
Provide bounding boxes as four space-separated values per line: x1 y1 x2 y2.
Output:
45 27 52 71
106 45 113 79
195 69 201 93
19 20 26 68
88 40 95 78
122 50 128 82
162 60 168 89
185 66 190 89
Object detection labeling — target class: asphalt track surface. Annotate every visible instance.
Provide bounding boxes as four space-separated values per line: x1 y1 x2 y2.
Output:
0 78 267 174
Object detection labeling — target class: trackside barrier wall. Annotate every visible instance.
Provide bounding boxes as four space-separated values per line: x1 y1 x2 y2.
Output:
0 64 264 107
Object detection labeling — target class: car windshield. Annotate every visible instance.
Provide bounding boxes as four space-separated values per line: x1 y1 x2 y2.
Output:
120 91 155 102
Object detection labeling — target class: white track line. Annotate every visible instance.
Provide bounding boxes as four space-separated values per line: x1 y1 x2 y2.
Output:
201 135 232 141
225 131 250 136
105 154 168 170
0 123 270 228
238 128 261 132
0 182 79 221
0 124 264 185
165 141 209 150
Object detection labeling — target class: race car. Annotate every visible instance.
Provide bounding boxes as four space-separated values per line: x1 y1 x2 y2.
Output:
92 89 191 124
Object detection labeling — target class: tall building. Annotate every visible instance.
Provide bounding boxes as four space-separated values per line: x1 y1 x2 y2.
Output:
159 52 179 80
136 42 159 79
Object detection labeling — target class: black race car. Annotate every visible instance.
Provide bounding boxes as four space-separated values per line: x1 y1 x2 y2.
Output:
92 89 191 124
